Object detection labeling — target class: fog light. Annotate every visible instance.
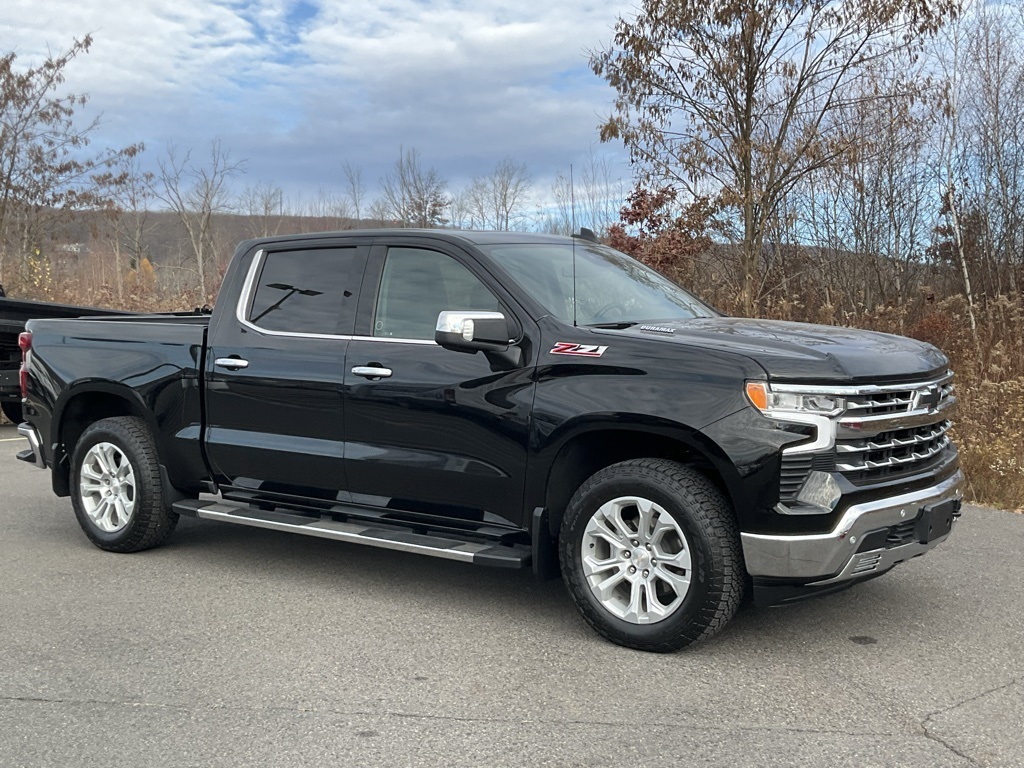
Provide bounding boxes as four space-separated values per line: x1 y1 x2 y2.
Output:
795 471 842 513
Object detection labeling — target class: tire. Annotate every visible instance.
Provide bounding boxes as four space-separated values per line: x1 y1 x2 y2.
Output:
1 400 22 424
70 416 178 552
559 458 744 652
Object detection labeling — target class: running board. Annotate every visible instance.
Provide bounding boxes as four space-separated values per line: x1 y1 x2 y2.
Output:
172 499 531 569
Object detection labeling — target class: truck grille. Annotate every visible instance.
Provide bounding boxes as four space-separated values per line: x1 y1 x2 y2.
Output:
843 378 954 417
836 420 952 481
777 373 957 501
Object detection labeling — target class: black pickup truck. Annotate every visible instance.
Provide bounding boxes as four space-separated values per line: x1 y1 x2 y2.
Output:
1 295 129 424
15 230 963 651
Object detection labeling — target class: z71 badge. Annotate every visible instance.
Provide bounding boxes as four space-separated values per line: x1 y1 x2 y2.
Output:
550 342 609 357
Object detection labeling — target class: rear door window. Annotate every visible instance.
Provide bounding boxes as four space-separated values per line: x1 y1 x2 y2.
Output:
248 247 362 335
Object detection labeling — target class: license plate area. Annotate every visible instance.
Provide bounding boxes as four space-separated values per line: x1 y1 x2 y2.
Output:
915 499 959 544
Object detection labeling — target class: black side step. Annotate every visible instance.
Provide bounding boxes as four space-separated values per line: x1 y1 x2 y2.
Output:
172 499 531 569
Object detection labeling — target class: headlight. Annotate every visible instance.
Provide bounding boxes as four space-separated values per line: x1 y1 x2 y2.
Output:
744 381 844 417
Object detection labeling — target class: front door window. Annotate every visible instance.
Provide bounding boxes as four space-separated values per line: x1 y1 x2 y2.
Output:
373 247 501 340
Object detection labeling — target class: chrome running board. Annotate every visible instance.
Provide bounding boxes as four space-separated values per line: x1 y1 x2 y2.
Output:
172 499 531 568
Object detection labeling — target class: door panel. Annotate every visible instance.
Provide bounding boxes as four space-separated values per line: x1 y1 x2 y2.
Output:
205 244 366 500
344 339 533 525
343 244 534 527
205 336 348 498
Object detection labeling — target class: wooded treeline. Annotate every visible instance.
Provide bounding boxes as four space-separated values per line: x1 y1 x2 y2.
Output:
1 2 1023 507
592 0 1024 508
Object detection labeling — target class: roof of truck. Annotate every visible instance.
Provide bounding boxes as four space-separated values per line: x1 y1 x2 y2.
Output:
242 229 587 250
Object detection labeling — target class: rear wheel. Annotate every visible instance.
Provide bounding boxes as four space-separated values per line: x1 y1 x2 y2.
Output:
70 416 178 552
1 400 22 424
559 458 744 652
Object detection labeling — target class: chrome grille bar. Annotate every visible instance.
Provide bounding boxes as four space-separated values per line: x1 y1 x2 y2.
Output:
835 421 950 454
836 436 950 472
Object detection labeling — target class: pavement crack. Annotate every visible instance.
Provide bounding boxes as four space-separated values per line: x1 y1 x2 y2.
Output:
918 677 1020 766
389 709 893 737
0 694 894 738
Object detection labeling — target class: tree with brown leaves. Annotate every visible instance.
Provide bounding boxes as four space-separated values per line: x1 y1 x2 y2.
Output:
0 35 136 290
592 0 959 314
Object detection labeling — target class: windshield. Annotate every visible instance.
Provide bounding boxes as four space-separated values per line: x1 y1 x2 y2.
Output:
481 242 717 325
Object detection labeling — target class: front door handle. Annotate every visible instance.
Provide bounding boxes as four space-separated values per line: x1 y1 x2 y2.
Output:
352 365 393 379
215 357 250 370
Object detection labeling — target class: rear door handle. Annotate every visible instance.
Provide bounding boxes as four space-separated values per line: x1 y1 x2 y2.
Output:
351 365 393 379
215 357 250 370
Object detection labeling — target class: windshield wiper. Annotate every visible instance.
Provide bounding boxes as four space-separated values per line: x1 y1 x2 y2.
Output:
585 321 641 329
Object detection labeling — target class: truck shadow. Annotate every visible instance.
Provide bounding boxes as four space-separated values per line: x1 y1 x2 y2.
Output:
165 515 953 656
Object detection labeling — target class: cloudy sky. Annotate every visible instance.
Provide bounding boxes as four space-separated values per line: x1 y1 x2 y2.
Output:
3 0 635 207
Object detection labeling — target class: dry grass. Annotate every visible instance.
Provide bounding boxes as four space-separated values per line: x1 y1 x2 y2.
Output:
7 256 1023 511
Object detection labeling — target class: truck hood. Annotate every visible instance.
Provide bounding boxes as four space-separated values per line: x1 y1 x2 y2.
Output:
611 318 948 383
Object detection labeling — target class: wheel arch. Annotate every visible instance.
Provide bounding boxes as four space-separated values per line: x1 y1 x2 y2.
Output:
538 419 744 539
49 383 162 497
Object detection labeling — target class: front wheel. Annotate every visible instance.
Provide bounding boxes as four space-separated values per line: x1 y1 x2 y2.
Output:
70 416 178 552
559 459 744 652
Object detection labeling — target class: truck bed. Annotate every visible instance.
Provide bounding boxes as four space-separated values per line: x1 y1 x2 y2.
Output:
1 298 136 420
25 315 211 488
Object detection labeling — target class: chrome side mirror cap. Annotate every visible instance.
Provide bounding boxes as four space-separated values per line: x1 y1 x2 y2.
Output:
435 311 510 351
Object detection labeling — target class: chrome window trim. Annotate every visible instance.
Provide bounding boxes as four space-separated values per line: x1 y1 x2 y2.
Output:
234 249 439 346
233 247 354 342
235 247 264 328
769 371 953 396
358 336 438 346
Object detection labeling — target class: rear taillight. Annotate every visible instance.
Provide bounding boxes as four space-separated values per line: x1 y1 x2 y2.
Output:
18 331 31 399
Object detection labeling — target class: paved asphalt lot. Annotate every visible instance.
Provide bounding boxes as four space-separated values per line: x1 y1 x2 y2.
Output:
0 424 1021 767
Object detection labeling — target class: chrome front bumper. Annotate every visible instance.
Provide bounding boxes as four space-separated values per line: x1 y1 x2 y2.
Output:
741 470 964 584
16 423 46 469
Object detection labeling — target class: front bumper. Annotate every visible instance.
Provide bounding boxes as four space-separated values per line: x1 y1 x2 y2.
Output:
741 469 964 586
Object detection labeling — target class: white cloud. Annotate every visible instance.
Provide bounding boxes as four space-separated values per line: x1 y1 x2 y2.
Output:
1 0 634 200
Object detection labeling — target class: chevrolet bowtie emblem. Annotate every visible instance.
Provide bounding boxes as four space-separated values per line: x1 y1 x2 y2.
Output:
914 385 942 411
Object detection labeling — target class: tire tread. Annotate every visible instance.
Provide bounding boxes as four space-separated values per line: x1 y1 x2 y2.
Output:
71 416 178 553
559 458 744 652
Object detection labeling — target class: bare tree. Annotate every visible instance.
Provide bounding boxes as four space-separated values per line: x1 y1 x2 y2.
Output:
298 187 351 231
377 147 448 228
545 152 626 236
0 35 134 290
153 140 245 300
545 170 575 235
343 162 365 223
593 0 959 313
958 1 1024 296
465 157 533 231
793 52 935 318
93 143 155 303
447 188 474 230
933 9 980 349
239 181 284 240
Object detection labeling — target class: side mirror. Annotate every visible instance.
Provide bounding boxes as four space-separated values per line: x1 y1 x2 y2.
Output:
435 311 511 353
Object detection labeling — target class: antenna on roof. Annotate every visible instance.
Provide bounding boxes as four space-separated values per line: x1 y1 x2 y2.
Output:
570 164 578 328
